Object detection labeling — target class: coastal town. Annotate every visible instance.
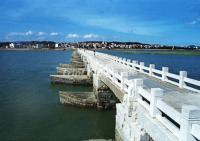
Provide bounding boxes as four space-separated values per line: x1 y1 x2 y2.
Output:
0 41 200 50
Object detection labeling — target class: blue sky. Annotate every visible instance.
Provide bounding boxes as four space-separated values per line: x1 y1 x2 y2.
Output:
0 0 200 45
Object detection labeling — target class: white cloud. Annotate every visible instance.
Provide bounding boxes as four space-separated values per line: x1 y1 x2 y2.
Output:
37 36 46 40
50 32 59 36
8 31 62 38
24 30 33 36
66 33 80 38
60 11 166 36
83 34 99 39
65 33 101 40
8 32 22 36
189 18 200 25
8 30 33 36
81 16 163 36
189 21 197 25
37 32 46 36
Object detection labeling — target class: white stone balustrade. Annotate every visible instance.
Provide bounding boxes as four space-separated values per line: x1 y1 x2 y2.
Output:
180 105 200 141
149 64 155 76
111 53 199 93
179 71 187 88
79 49 199 93
150 88 164 117
162 67 169 81
139 62 145 73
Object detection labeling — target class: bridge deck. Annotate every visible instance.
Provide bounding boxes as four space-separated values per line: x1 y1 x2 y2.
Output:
93 53 200 113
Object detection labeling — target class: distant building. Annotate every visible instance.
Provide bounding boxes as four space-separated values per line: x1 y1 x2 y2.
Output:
35 44 39 48
9 43 15 48
36 43 45 48
55 43 59 48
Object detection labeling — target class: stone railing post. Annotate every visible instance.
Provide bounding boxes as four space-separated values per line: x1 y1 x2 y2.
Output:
150 88 163 117
140 62 144 73
179 105 200 141
149 64 155 76
118 57 120 63
112 70 118 84
123 58 126 65
162 67 169 81
116 57 119 63
179 71 187 88
125 79 143 117
132 60 138 71
127 59 131 66
114 57 118 62
119 57 123 64
127 79 143 101
133 79 143 100
131 79 143 118
120 72 129 90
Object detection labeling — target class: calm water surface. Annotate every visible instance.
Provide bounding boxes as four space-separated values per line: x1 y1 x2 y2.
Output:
0 50 115 141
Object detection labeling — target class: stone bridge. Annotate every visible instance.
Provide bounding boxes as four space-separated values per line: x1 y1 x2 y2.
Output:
78 49 200 141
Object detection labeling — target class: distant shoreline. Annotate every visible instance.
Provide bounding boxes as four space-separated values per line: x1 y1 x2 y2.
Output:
121 50 200 56
0 48 71 51
0 48 199 52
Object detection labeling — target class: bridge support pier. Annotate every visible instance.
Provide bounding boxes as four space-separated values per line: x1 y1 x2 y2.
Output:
93 73 119 109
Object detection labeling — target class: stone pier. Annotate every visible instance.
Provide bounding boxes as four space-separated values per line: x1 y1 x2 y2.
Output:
59 91 97 108
50 49 119 109
56 67 87 75
50 50 92 85
93 73 119 109
59 63 85 68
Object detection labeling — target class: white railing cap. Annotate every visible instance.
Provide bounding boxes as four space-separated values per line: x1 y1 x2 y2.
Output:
180 71 187 76
149 64 155 67
140 62 144 65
